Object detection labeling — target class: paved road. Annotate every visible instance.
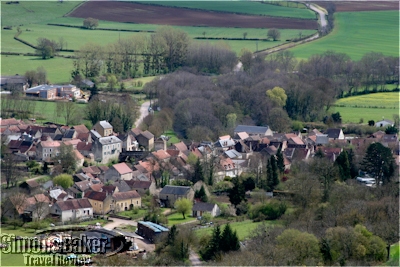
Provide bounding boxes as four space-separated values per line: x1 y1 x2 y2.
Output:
135 101 151 128
307 3 327 28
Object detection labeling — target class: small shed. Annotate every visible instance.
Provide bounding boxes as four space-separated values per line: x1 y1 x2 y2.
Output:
192 202 220 218
137 221 169 243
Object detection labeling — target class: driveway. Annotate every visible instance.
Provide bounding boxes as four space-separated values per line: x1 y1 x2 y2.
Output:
103 217 138 230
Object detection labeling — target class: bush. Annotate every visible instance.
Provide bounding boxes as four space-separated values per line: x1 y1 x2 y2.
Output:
249 200 287 221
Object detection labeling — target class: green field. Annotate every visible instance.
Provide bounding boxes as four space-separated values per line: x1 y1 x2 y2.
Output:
289 11 399 60
140 1 316 19
333 92 400 123
1 55 74 84
1 1 83 26
195 220 278 241
8 22 316 54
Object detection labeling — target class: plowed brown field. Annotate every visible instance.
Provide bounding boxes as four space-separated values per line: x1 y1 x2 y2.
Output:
68 1 318 29
313 1 399 12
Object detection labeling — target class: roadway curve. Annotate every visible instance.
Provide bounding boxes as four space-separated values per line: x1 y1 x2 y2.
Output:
307 3 327 28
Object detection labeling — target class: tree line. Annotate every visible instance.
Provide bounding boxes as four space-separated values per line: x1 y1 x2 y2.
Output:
70 26 237 84
141 49 398 140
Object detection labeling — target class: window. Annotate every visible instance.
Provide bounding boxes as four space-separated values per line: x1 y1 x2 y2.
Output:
95 203 97 206
50 149 52 152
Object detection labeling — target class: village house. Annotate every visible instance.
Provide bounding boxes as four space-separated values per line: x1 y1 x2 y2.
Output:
126 180 156 196
112 190 142 212
159 185 194 208
375 119 394 128
234 125 273 137
0 75 29 92
131 128 155 151
93 120 113 137
50 198 93 222
192 202 220 218
91 133 122 164
325 128 345 140
19 180 41 195
36 140 61 161
85 190 113 215
104 163 133 182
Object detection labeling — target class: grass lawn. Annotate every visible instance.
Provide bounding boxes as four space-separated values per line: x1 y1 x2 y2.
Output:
5 98 90 126
385 242 399 266
1 55 74 84
333 92 399 123
139 1 316 19
167 212 196 226
195 220 278 241
164 130 181 145
289 11 399 60
117 209 147 220
0 225 36 237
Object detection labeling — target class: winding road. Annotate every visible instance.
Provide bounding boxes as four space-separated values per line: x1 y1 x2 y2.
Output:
135 100 151 127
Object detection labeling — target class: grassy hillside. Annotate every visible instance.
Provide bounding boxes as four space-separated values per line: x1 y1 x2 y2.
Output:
288 11 399 60
333 92 400 123
139 1 316 19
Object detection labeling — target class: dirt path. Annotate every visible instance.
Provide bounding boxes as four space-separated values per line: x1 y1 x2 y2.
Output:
189 249 202 266
103 217 138 230
134 101 151 128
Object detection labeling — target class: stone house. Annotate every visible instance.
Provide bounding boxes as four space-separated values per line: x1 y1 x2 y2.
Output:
85 190 113 215
93 120 113 137
159 185 194 208
192 202 220 218
112 191 142 212
50 198 93 222
104 163 133 183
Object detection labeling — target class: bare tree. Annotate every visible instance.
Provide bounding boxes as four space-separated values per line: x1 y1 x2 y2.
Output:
57 101 78 125
267 28 281 41
1 153 23 188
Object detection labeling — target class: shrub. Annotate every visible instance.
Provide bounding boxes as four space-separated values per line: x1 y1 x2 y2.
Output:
249 200 287 221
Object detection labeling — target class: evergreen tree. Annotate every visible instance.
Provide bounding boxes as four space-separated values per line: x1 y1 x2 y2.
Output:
42 162 49 174
346 148 358 178
270 156 279 188
266 158 274 191
201 225 222 261
199 185 208 202
276 147 285 173
166 225 177 246
228 176 246 207
335 151 351 181
193 158 204 183
220 224 240 252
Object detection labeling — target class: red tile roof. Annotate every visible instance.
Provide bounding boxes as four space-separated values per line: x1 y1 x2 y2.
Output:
113 190 140 201
72 124 90 134
56 198 92 211
113 163 133 175
152 150 171 160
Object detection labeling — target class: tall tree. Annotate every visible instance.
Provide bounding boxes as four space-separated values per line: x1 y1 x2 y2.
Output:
361 142 395 185
56 101 79 125
53 144 77 174
174 198 193 219
335 151 351 181
192 158 204 183
220 224 240 252
1 153 22 188
53 174 74 189
276 147 285 174
228 176 246 207
267 28 281 41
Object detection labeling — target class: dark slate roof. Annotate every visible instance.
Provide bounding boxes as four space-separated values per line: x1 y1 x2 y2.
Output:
140 130 154 140
102 185 117 195
326 128 342 139
53 134 63 141
113 180 131 192
23 180 40 188
129 180 151 189
63 129 75 139
56 198 92 211
159 185 191 196
234 125 269 134
192 202 216 212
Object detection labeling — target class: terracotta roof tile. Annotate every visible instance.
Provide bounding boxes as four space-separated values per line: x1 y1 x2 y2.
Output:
112 163 133 175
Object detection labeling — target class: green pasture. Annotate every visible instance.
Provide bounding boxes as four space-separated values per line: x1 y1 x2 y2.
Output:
195 220 278 241
1 1 83 26
9 22 316 55
164 130 181 145
1 55 73 84
166 212 197 226
117 209 147 220
333 92 399 123
139 1 316 19
289 11 399 60
1 29 36 53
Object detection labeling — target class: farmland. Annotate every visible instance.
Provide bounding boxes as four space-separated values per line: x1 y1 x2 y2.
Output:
288 11 399 60
138 1 316 19
68 1 318 30
333 92 399 123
